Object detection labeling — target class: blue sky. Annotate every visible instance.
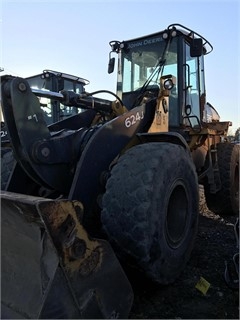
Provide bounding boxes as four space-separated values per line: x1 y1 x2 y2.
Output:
1 0 239 133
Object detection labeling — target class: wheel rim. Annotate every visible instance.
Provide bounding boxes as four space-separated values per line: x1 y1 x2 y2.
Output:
165 181 189 248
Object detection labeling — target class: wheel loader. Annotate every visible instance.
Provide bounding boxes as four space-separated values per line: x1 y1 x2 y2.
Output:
1 69 89 141
1 69 90 190
1 23 239 319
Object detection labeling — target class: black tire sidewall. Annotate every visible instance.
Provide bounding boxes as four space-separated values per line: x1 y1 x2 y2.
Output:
142 146 199 282
102 143 199 284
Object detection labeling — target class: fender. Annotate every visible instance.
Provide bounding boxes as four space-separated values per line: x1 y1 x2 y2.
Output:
68 100 155 211
137 131 191 153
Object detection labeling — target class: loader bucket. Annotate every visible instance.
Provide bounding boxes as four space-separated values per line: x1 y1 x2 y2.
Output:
1 191 133 319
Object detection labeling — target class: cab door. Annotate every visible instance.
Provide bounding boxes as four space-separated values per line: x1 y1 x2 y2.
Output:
183 42 205 127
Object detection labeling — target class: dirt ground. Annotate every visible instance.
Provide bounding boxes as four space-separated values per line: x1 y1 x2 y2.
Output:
126 187 239 319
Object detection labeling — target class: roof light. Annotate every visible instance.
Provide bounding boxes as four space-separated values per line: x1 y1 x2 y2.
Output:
162 31 169 40
41 72 50 79
171 29 177 37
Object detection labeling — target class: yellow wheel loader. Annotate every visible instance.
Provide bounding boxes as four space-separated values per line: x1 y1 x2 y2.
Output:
1 23 239 318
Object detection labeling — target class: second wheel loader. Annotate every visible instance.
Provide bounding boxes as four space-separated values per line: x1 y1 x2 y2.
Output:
1 69 90 190
1 23 239 319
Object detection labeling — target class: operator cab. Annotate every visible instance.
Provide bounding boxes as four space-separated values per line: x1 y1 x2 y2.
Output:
109 24 213 132
27 70 90 124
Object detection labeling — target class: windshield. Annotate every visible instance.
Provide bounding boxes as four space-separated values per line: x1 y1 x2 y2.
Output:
120 35 178 94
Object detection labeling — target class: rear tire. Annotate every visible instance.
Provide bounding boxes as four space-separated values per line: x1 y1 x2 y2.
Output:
101 142 199 284
204 143 239 215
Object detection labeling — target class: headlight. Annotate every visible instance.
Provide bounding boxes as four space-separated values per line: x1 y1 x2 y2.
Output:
163 78 174 90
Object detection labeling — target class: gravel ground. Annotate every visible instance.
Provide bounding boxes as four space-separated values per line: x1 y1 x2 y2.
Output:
127 187 239 319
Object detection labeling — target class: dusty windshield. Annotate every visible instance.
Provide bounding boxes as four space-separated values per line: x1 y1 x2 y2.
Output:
121 36 178 92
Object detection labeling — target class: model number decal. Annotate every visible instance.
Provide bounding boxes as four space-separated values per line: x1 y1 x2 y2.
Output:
125 111 144 128
1 130 7 138
27 113 38 122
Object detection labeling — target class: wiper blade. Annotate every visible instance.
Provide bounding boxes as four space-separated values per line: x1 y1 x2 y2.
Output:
132 57 166 107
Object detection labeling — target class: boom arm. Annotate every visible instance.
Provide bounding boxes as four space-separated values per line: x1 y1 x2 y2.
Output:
1 76 155 201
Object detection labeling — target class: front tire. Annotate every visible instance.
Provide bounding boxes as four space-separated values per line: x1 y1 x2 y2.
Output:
101 142 199 284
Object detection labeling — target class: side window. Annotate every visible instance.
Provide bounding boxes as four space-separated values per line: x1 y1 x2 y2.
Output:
122 58 132 92
185 44 200 122
59 79 83 119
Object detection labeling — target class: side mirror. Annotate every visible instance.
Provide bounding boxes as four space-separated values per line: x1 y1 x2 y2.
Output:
190 38 203 57
108 57 115 74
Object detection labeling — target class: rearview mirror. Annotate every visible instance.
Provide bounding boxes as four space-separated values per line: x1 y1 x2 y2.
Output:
190 38 203 57
108 57 115 74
